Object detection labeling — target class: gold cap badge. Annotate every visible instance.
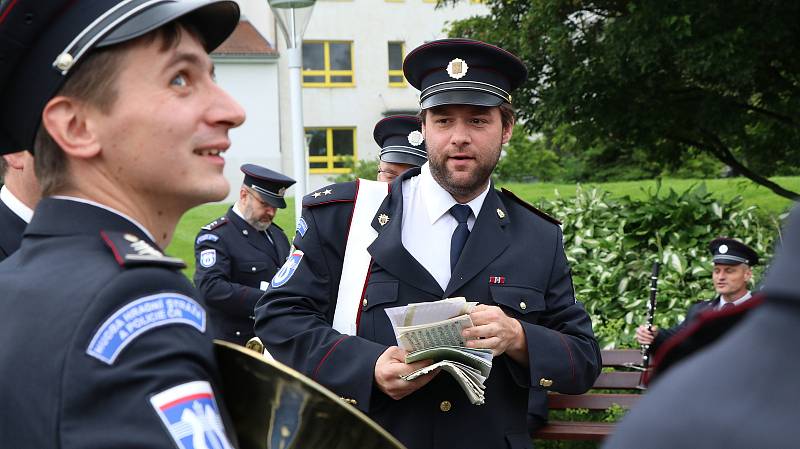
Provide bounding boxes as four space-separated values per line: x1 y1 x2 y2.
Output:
378 214 390 226
446 58 468 80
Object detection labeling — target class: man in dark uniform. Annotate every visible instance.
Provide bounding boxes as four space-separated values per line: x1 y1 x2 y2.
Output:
0 150 40 260
194 164 295 345
375 115 427 182
255 38 601 449
635 238 759 354
604 210 799 449
0 1 246 447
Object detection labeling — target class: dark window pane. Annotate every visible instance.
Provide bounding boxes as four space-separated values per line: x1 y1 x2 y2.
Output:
330 75 352 84
306 129 328 156
332 129 354 156
329 43 352 70
310 161 327 169
302 43 324 70
388 42 403 70
333 160 349 169
389 74 404 84
303 75 325 83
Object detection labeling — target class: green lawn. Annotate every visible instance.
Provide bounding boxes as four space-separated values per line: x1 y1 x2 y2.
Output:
166 176 799 276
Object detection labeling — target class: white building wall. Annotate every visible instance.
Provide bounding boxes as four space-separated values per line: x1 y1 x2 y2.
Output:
213 58 281 202
275 0 489 191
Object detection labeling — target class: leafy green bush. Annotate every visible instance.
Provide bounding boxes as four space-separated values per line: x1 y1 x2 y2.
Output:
326 156 381 183
537 182 781 348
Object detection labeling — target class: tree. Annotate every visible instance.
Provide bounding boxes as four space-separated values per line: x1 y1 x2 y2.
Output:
444 0 800 199
494 126 563 182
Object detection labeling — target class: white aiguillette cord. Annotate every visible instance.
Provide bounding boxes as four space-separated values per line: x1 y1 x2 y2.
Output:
332 179 390 335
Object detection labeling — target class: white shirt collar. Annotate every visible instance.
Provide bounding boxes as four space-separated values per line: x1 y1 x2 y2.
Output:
419 162 491 225
719 290 752 308
232 201 246 221
50 196 156 242
1 184 34 223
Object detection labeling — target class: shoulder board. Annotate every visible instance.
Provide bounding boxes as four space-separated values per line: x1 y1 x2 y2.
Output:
101 231 186 270
201 216 227 231
500 188 561 226
303 181 357 207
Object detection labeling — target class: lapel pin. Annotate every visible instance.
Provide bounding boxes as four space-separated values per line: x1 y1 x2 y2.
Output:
489 276 505 284
496 208 506 219
242 230 248 236
378 214 390 226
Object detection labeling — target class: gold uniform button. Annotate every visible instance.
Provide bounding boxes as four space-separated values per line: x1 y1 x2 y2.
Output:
520 301 527 310
539 378 553 387
439 400 452 412
362 298 368 307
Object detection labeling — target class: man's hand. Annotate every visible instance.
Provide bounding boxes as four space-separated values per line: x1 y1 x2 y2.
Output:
635 324 659 345
462 304 528 365
374 346 437 400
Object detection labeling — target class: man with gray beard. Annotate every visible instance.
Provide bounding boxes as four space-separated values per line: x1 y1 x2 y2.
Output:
194 163 294 345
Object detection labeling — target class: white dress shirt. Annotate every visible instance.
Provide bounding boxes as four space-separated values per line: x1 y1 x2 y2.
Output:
717 290 752 309
1 185 34 223
401 163 490 290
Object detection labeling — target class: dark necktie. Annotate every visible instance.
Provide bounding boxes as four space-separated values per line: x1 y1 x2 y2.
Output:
721 302 735 311
449 204 472 271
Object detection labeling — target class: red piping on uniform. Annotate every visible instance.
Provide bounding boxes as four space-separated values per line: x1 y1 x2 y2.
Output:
309 199 355 207
355 259 374 333
158 393 212 411
0 0 19 23
313 336 347 380
557 333 576 383
100 231 125 266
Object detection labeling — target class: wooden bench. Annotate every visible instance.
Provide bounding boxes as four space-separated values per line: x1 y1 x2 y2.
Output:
534 349 643 441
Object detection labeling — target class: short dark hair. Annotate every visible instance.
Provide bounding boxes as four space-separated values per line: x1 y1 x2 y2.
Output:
33 20 202 196
419 102 516 130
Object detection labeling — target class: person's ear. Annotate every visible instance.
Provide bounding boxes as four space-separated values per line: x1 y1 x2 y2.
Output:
41 96 101 160
501 119 514 145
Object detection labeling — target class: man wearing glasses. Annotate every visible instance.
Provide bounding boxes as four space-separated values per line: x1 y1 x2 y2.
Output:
194 164 295 345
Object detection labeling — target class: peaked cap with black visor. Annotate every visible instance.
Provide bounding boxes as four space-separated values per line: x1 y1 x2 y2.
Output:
373 115 427 167
0 0 240 155
403 38 528 110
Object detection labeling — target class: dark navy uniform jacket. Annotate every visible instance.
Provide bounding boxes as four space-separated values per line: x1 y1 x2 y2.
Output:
255 168 601 449
604 208 800 449
0 195 25 261
0 198 235 448
194 207 290 345
649 299 716 353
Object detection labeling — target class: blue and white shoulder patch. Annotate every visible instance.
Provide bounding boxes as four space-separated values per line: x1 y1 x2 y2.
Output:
196 234 220 245
87 293 206 365
270 249 304 288
296 217 308 238
150 381 233 449
199 249 216 268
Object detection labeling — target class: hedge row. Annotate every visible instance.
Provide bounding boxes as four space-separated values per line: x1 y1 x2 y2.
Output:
537 182 783 348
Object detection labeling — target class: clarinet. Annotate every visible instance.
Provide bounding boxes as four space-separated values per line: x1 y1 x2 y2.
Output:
638 261 660 388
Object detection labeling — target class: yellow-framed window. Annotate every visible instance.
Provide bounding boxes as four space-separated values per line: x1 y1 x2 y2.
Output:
307 127 357 173
422 0 436 3
302 41 355 87
388 41 406 87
